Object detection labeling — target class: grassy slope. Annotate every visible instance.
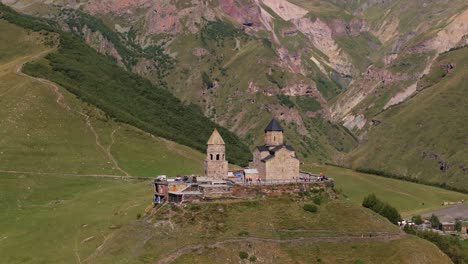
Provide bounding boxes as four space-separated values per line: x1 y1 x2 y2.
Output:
0 19 202 263
0 173 149 264
303 164 468 217
346 47 468 191
89 196 451 264
0 3 250 166
175 236 450 264
0 20 204 177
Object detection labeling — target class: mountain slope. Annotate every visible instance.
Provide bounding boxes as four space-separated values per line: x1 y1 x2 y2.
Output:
2 0 467 189
0 3 250 166
0 18 204 177
346 47 468 191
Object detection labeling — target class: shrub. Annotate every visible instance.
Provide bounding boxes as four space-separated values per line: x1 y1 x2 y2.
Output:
249 256 257 262
312 196 322 205
238 230 249 237
303 204 318 213
430 214 441 229
136 213 142 219
239 251 249 259
412 215 423 225
404 228 468 263
362 194 401 225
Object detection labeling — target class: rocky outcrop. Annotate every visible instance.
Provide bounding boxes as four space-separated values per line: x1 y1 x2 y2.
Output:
219 0 262 27
276 47 304 74
266 104 308 136
81 25 124 66
422 151 450 173
192 48 209 57
145 1 180 35
259 0 308 21
292 18 352 76
85 0 151 15
280 82 314 96
409 10 468 54
330 19 369 37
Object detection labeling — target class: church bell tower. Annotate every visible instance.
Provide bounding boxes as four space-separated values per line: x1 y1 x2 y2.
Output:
204 129 228 179
264 119 284 146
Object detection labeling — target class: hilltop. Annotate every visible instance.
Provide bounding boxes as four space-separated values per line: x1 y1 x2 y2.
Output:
83 194 452 264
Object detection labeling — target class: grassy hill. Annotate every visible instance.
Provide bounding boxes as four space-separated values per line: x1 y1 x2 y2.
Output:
84 195 451 264
0 19 205 177
304 164 468 217
346 47 468 191
0 3 250 166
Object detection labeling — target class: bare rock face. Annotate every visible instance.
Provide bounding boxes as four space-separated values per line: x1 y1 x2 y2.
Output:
85 0 151 15
219 0 262 27
409 10 468 54
363 65 412 84
267 105 308 136
145 1 180 35
192 48 209 57
276 47 304 74
280 83 314 96
330 19 369 37
81 25 124 66
422 151 450 173
292 17 352 76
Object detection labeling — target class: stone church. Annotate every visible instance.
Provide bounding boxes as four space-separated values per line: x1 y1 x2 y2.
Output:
249 119 300 180
204 119 300 180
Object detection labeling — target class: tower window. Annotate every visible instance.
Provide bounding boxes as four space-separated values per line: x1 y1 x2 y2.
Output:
210 154 213 160
216 154 220 160
222 154 225 160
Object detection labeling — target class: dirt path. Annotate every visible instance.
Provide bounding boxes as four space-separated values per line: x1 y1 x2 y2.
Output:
156 233 406 264
11 49 131 177
0 169 138 179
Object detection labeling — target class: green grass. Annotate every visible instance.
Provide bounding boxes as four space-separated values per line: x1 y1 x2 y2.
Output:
461 239 468 251
303 164 468 217
347 47 468 192
90 195 450 263
0 173 149 264
0 19 204 177
0 18 204 263
0 4 251 166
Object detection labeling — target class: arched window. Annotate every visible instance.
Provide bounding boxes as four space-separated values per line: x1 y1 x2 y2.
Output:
210 154 213 160
274 136 276 142
216 154 220 160
222 154 225 160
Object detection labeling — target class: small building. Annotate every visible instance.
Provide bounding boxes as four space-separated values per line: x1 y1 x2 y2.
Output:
244 168 259 179
461 221 468 234
439 222 456 232
168 191 203 203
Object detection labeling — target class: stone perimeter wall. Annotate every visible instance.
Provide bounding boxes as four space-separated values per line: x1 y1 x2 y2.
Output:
231 180 334 198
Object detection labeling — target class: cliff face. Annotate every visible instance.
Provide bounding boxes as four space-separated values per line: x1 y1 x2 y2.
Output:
2 0 467 188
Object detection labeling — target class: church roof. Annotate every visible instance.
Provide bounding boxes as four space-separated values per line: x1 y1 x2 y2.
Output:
260 144 296 162
207 128 225 145
264 118 284 132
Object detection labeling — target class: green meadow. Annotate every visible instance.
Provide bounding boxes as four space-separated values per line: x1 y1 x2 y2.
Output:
304 164 468 217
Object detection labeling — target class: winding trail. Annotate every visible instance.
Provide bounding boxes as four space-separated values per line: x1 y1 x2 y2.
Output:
156 233 406 264
11 49 131 177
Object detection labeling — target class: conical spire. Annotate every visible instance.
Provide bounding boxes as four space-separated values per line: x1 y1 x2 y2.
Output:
264 118 284 132
207 128 225 145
